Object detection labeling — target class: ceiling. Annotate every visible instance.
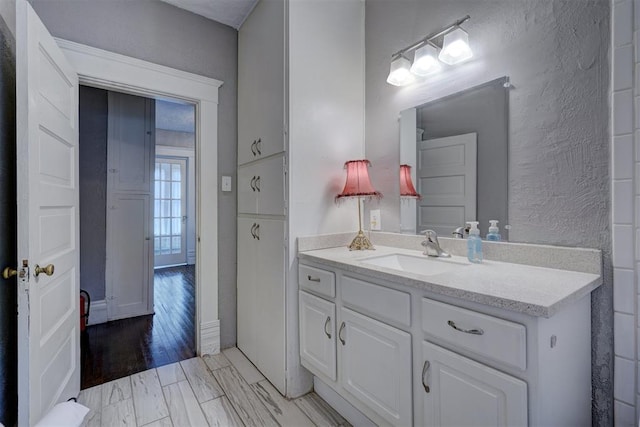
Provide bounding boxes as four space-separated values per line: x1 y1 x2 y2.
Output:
160 0 258 29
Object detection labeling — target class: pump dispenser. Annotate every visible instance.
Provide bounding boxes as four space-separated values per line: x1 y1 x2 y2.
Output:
487 220 501 241
466 221 483 263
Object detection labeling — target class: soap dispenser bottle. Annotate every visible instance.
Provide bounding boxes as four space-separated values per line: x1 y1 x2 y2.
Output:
487 220 501 241
467 221 483 263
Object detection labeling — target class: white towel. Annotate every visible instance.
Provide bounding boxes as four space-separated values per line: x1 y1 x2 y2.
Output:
34 401 90 427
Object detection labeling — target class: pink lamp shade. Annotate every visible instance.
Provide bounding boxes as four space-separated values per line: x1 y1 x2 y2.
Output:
336 160 382 199
400 164 420 198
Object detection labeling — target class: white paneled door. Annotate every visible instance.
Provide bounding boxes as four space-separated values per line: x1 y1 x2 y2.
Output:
154 157 187 267
16 0 80 424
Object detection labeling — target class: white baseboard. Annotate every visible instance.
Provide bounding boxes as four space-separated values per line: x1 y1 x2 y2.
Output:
200 320 220 355
87 299 108 326
314 377 376 427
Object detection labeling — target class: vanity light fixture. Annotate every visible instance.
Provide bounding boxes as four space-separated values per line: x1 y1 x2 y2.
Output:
399 164 420 198
386 15 472 86
336 160 382 250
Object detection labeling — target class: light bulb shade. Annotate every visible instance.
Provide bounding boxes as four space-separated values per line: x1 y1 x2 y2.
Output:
400 164 420 198
438 27 473 65
410 44 441 76
386 56 414 86
336 160 382 199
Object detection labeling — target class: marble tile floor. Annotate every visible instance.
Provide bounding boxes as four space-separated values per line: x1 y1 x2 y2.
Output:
79 347 351 427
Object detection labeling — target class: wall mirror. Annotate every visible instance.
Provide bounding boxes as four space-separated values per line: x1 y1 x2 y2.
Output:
399 77 509 239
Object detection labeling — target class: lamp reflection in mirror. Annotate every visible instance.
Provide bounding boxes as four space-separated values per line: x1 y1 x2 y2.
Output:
400 164 420 198
336 160 382 250
439 27 473 65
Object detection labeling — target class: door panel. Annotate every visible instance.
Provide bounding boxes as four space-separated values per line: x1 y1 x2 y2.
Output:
417 133 477 235
340 307 412 426
299 291 336 381
236 217 257 362
16 0 80 423
422 341 527 427
106 92 154 320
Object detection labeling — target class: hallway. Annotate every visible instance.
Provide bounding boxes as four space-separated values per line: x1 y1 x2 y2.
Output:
81 265 196 389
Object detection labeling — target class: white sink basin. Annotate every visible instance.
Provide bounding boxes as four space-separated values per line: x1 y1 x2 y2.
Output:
360 253 468 276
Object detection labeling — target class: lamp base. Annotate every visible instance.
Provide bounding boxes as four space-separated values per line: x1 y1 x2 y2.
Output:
348 230 375 251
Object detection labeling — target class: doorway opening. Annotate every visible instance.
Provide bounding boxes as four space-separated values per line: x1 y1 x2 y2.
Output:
79 88 198 389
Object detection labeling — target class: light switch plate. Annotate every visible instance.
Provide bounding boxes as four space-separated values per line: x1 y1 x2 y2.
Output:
222 176 232 192
370 209 381 231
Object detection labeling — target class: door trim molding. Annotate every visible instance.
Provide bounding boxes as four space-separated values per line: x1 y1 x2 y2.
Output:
57 38 221 355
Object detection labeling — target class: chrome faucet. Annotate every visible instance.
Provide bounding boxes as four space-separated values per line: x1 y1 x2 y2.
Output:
421 230 451 258
452 225 470 239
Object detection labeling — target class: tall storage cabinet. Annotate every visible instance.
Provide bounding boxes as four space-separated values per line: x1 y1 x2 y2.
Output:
237 0 366 397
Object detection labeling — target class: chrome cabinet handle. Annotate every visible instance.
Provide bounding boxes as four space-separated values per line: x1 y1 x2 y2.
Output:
250 223 257 239
422 360 430 393
254 223 260 240
338 322 346 345
324 317 332 339
256 138 262 155
307 275 320 282
255 176 260 192
447 320 484 335
250 176 257 191
251 140 257 156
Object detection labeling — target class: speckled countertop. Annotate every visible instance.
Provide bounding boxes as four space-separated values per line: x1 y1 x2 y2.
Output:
298 244 602 318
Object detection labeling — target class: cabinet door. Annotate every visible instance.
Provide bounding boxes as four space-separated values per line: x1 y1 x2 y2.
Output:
236 217 258 362
421 341 528 427
339 307 412 426
254 219 286 393
299 291 337 381
238 0 285 165
238 155 285 216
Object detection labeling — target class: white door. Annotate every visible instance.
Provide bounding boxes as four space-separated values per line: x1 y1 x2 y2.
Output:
417 133 477 235
16 0 80 424
299 291 337 381
236 217 257 362
154 157 188 267
422 341 528 427
339 307 412 426
106 92 154 320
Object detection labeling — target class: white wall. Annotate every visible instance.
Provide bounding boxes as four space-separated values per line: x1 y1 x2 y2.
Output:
611 0 639 424
287 0 365 395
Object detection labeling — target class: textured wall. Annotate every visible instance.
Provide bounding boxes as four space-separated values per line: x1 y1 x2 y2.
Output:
79 86 108 301
30 0 239 348
0 6 16 425
365 0 612 423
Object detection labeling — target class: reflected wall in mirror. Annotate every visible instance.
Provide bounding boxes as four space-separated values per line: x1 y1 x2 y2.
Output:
400 77 509 239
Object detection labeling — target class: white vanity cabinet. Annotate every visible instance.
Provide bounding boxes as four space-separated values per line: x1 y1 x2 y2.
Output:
298 257 593 427
298 266 413 427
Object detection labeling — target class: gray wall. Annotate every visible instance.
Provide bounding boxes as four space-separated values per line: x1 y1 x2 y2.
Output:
365 0 612 424
79 86 108 301
30 0 239 349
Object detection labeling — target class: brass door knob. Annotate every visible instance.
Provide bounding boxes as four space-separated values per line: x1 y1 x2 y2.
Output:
2 267 17 279
34 264 55 277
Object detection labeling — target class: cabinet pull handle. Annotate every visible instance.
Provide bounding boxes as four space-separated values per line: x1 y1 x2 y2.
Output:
255 223 260 240
422 360 430 393
255 176 261 192
251 140 257 156
338 322 346 345
256 138 262 155
307 275 320 282
250 176 257 191
324 316 331 339
447 320 484 335
250 223 257 239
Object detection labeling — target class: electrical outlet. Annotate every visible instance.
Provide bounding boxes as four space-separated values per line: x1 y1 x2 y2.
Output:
370 209 381 231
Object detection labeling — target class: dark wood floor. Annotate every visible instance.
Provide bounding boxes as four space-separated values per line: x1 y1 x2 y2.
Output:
81 265 196 389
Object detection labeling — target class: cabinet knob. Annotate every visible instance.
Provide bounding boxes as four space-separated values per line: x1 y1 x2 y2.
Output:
34 264 55 277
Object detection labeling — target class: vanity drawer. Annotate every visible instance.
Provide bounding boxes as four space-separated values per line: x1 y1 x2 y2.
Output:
299 264 336 298
342 276 411 327
422 298 526 370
